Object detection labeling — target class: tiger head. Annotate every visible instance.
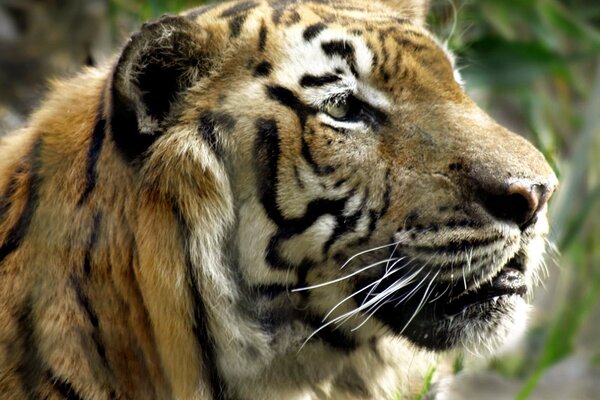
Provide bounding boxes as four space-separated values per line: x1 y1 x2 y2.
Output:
108 0 557 393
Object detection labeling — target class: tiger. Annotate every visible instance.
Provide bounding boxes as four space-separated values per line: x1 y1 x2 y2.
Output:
0 0 558 399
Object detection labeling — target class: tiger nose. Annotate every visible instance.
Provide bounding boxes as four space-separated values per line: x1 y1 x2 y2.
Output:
477 179 558 229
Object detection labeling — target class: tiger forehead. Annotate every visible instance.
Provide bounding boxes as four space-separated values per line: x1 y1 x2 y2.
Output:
186 0 457 100
186 0 418 25
184 0 456 88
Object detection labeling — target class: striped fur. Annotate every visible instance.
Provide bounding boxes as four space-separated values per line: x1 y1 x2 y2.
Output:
0 1 556 399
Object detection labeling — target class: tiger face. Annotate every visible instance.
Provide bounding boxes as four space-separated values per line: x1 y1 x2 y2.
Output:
0 0 557 398
144 0 556 353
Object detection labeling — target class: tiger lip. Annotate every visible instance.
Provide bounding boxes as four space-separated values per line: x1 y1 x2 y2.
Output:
444 255 527 314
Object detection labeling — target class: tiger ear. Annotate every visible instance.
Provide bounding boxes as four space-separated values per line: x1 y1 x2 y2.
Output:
379 0 430 25
109 15 222 161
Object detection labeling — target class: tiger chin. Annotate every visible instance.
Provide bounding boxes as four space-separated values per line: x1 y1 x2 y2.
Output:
0 0 557 399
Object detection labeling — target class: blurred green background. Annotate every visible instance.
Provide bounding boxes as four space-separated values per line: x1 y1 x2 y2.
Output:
0 0 598 398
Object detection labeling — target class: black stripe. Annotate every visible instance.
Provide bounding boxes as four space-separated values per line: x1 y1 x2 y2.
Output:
0 167 20 224
50 372 85 400
301 131 335 175
350 170 391 247
334 178 347 188
199 111 237 157
254 283 290 298
270 0 290 25
256 120 348 230
0 138 42 266
392 37 428 52
355 210 378 246
74 212 114 386
322 207 363 255
393 17 412 25
72 274 112 375
186 3 219 18
258 20 268 52
307 316 357 352
405 236 501 255
266 85 315 127
16 299 44 400
255 118 352 271
254 61 272 77
83 212 101 276
173 206 229 400
321 40 359 77
380 169 392 218
78 100 106 206
293 165 305 189
321 40 355 59
220 1 258 18
299 73 341 88
378 33 390 83
287 10 301 25
255 119 283 225
303 23 327 41
229 14 248 38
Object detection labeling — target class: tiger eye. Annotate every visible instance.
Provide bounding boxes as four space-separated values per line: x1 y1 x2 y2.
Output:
325 100 350 119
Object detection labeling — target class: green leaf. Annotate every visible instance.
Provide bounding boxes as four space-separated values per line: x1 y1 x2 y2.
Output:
460 37 571 88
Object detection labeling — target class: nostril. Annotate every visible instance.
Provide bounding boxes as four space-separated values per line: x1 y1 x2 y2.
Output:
478 182 549 229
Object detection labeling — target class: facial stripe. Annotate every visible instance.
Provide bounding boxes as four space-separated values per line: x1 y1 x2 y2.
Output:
264 194 351 271
220 1 258 18
270 0 295 25
321 40 358 76
380 169 392 218
198 110 237 158
78 100 106 206
254 61 273 77
299 73 341 88
258 19 268 52
287 10 301 25
255 118 353 272
185 3 219 19
229 14 248 38
301 130 335 175
266 85 315 127
323 207 364 255
293 165 305 189
393 37 429 52
308 317 357 352
0 138 42 267
303 23 327 41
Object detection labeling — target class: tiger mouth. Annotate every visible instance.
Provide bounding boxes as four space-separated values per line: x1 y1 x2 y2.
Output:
444 255 527 316
351 245 531 350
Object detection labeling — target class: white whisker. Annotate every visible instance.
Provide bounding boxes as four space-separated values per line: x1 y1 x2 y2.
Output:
398 270 440 335
428 283 450 303
292 257 400 292
362 256 414 306
339 240 403 270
